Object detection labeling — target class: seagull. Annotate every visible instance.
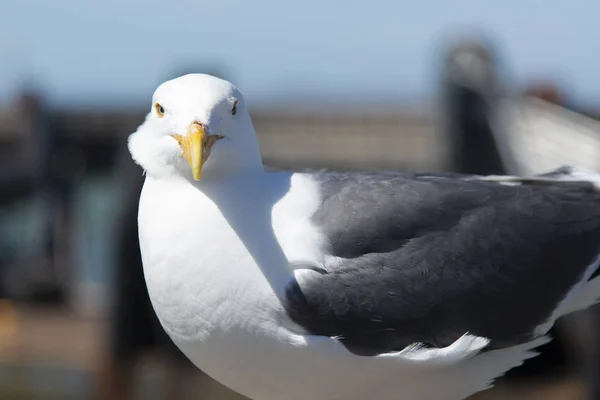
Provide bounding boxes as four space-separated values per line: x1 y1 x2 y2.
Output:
128 74 600 400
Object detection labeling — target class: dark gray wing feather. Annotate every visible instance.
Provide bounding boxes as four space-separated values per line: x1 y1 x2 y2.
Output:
284 170 600 356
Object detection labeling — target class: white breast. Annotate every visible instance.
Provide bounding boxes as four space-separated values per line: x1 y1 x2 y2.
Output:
137 174 331 398
136 174 548 400
138 176 275 342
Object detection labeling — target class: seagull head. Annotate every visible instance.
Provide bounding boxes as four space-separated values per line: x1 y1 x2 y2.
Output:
128 74 262 182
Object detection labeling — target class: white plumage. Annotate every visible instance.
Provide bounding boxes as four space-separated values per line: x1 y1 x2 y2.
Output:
128 74 600 400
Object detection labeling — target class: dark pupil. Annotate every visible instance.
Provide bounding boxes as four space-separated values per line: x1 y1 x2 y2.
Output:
232 102 237 115
158 105 164 114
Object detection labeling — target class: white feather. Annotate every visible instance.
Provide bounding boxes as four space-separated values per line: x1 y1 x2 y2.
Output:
131 74 599 400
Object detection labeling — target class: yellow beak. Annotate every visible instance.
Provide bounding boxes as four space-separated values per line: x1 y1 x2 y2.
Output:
172 123 206 181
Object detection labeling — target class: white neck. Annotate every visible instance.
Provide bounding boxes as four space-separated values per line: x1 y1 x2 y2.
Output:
192 171 295 304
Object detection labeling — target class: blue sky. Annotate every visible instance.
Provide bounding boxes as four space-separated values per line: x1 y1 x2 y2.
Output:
1 0 598 108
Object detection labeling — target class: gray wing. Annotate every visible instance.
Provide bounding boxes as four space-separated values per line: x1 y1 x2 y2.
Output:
283 169 600 356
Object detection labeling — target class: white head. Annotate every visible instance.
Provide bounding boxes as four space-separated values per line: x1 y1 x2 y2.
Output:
128 74 263 182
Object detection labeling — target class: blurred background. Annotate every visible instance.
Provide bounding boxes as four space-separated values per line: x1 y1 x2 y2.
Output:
1 0 600 399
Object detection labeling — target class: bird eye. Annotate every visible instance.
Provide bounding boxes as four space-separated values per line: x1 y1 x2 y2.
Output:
155 102 165 118
231 99 238 116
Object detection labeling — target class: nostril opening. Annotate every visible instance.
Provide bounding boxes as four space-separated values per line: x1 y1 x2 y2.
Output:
192 121 204 128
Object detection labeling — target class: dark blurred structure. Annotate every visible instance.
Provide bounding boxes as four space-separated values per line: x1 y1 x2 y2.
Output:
0 90 80 303
441 36 506 176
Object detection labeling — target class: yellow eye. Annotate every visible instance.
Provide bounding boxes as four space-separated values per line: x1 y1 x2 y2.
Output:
155 102 165 118
231 99 238 115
